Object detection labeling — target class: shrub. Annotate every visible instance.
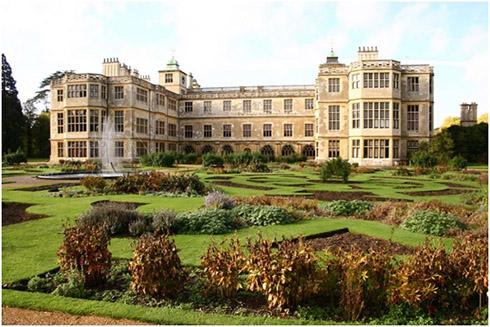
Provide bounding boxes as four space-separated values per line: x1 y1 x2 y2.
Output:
204 191 235 209
392 166 412 176
410 151 437 168
245 236 321 312
57 224 112 287
463 188 488 210
140 152 175 167
129 233 186 298
278 153 307 164
448 155 468 171
77 203 142 236
231 204 295 226
247 162 270 173
366 201 409 225
335 247 393 320
111 172 206 195
80 176 107 193
401 210 461 236
179 152 199 164
201 236 246 298
321 200 372 217
27 276 53 292
128 214 153 237
320 157 351 183
175 208 237 234
202 153 225 168
2 149 27 165
152 210 178 234
51 272 87 298
235 195 318 212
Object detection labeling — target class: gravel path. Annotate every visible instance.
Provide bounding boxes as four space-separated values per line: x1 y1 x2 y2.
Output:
2 306 149 325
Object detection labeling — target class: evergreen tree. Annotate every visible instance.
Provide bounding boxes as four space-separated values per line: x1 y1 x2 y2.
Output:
31 110 50 158
2 53 26 153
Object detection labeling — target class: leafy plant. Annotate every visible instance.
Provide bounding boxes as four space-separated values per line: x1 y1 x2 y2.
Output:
77 203 142 236
128 214 153 237
80 176 108 193
401 210 462 236
320 157 351 183
321 200 372 217
129 233 186 298
27 276 54 292
57 224 111 287
448 155 468 171
152 210 178 234
2 149 27 165
51 271 87 298
204 191 235 209
410 151 437 168
202 153 225 168
231 204 295 226
175 208 237 234
140 152 176 167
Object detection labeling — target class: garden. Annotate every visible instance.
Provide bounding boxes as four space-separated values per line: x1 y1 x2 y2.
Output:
2 154 488 324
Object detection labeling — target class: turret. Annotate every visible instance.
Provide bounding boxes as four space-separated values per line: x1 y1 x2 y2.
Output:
460 102 478 127
158 56 188 95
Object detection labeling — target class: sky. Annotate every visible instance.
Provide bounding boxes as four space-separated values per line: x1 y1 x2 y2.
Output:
1 0 488 127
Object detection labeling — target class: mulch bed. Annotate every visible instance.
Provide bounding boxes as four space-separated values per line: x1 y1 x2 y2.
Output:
2 202 47 226
438 181 476 189
313 190 377 201
205 176 234 181
304 232 415 255
210 180 275 190
16 183 79 192
401 188 472 196
91 200 145 210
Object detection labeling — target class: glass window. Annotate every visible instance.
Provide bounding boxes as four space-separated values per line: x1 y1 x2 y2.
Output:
352 103 360 129
89 109 99 132
283 99 293 113
328 105 340 130
408 77 419 92
263 99 272 113
263 123 272 137
89 141 99 158
136 118 148 134
165 73 173 83
393 102 400 129
351 74 360 89
284 123 293 137
115 141 124 157
57 113 64 133
168 124 176 137
243 124 251 137
204 101 212 113
67 141 87 158
184 125 193 138
156 93 165 106
407 105 419 131
305 98 314 110
393 73 400 89
89 84 99 98
114 86 124 99
114 110 124 132
57 89 63 102
168 98 177 111
67 110 87 132
243 100 251 113
223 100 231 111
136 141 148 157
67 84 87 98
57 142 64 157
155 120 165 135
328 78 340 92
304 123 314 137
203 124 212 138
101 85 107 99
328 140 340 158
352 139 360 158
393 139 399 159
136 88 148 103
363 102 389 129
184 101 193 112
223 124 232 137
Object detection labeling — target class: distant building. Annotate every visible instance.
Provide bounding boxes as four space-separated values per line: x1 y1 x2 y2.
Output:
460 102 478 127
49 46 434 166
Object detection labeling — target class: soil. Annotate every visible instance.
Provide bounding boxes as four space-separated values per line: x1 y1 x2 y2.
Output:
91 200 145 210
401 188 472 196
2 202 47 226
313 190 377 201
16 183 80 192
210 180 275 190
205 176 234 180
304 232 414 255
439 181 476 189
2 174 79 189
2 306 148 325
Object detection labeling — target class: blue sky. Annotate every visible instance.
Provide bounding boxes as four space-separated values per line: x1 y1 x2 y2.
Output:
1 0 488 127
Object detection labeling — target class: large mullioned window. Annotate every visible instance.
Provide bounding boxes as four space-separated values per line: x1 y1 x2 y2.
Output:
363 139 390 159
67 110 87 132
67 84 87 98
67 141 87 157
407 105 419 131
328 106 340 130
352 103 360 128
114 110 124 132
363 73 389 88
363 102 390 129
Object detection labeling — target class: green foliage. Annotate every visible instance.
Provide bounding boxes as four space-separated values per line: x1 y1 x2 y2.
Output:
278 153 307 164
152 210 178 234
129 233 186 298
128 215 153 237
77 203 142 236
321 200 373 217
410 150 437 168
429 130 454 163
80 176 108 193
140 152 175 167
401 210 461 236
202 153 225 168
392 166 412 176
27 276 53 293
3 149 27 165
447 123 488 163
179 152 199 164
204 191 236 209
248 162 270 172
449 155 468 171
51 272 87 298
175 209 237 234
320 157 351 183
231 204 295 226
462 188 488 210
371 304 434 325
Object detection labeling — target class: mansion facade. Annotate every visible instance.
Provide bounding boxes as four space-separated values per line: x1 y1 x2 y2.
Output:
49 46 434 166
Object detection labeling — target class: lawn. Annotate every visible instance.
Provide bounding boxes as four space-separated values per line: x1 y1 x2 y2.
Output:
1 163 486 324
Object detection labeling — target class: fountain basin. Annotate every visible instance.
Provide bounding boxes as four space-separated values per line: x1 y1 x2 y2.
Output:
37 172 124 180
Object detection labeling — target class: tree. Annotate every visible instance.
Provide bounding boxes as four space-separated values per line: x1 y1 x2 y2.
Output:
27 70 73 111
440 116 460 129
429 129 454 163
446 123 488 163
2 53 26 153
31 111 50 158
478 113 488 124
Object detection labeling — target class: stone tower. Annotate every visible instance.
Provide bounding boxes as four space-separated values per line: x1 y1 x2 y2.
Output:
460 102 478 127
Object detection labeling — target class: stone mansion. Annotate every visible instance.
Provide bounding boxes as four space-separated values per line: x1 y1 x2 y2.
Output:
49 46 434 166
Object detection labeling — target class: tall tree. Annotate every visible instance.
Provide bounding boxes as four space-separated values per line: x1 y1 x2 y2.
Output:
31 110 50 158
2 53 26 153
27 70 73 110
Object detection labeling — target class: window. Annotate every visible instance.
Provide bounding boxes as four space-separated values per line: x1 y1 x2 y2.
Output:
363 102 390 129
136 118 148 134
305 123 314 137
393 73 400 89
407 105 419 131
393 140 399 159
136 142 148 157
165 73 173 83
242 100 251 113
351 73 360 89
184 125 193 138
363 73 389 88
429 105 433 131
101 85 107 99
223 100 231 111
302 144 315 157
243 124 251 137
114 110 124 132
204 101 212 113
352 103 360 128
408 77 419 92
67 110 87 132
363 73 373 88
393 102 400 129
283 99 293 113
136 88 148 103
328 105 340 130
263 99 272 113
67 141 87 158
168 143 177 151
263 124 272 137
305 98 314 110
223 124 232 138
114 86 124 99
155 120 165 135
67 84 87 98
363 139 389 159
57 89 63 102
57 113 64 133
380 73 389 88
407 140 419 155
89 110 99 132
328 140 340 158
282 145 295 156
328 78 340 92
89 141 99 158
184 101 193 112
168 123 177 137
156 93 165 106
168 98 177 111
156 142 165 152
57 142 64 157
115 141 124 157
284 124 293 137
352 139 360 158
203 124 212 138
89 84 99 98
